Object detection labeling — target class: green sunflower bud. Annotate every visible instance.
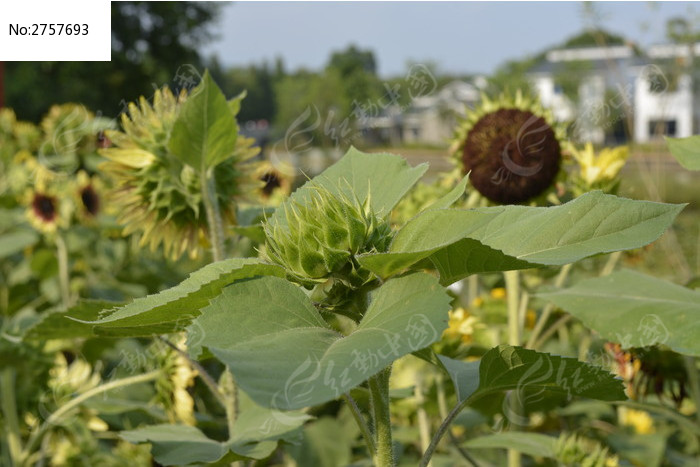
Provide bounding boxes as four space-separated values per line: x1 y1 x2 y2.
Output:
264 185 392 286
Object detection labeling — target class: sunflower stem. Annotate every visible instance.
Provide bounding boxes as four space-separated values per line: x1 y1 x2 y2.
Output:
343 393 376 457
201 167 227 262
369 368 394 467
504 270 521 467
1 368 23 465
55 233 71 309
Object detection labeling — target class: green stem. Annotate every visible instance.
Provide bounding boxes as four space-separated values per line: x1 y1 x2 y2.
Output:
532 315 572 350
369 369 393 467
22 370 160 464
200 168 227 262
526 264 572 349
420 398 469 467
55 234 71 309
414 374 431 463
219 369 238 440
504 270 520 346
504 270 521 467
1 368 23 465
683 356 700 426
600 251 622 277
343 393 376 456
200 166 240 434
436 375 479 467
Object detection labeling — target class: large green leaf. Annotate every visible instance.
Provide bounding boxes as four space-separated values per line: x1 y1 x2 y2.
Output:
120 392 310 465
168 70 238 169
191 272 450 410
539 270 700 356
78 258 284 337
359 191 684 284
464 432 556 459
442 346 625 420
24 300 121 340
0 230 39 260
665 135 700 170
269 147 427 228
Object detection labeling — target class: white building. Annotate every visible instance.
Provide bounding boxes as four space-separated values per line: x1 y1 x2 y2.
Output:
359 80 481 146
528 43 696 144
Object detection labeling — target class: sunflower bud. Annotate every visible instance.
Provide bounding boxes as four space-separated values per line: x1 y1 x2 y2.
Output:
264 186 391 286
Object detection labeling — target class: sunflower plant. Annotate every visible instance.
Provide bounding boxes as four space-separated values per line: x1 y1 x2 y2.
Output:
23 131 687 467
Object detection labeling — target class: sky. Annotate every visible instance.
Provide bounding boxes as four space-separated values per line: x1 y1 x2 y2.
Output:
201 1 697 77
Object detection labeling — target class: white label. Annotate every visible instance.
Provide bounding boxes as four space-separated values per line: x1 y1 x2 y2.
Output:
0 0 110 61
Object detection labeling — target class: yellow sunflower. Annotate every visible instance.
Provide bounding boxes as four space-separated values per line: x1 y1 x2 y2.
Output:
450 91 570 205
99 87 261 260
24 163 71 235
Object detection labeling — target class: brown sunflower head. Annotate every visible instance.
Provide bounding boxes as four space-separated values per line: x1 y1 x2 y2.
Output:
79 184 100 216
452 93 567 205
32 193 58 223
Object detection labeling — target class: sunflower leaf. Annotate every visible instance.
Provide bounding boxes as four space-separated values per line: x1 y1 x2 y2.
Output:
169 70 239 170
359 191 684 284
120 393 309 465
190 272 450 410
78 258 284 337
539 269 700 356
441 345 625 418
665 135 700 171
269 147 428 228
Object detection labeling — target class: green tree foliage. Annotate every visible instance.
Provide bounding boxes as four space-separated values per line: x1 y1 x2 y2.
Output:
6 1 221 121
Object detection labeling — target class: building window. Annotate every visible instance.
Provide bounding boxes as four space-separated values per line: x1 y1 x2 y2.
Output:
648 120 677 138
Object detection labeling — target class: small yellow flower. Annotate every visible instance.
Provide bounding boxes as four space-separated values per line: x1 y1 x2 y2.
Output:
471 297 484 308
619 407 655 434
572 143 628 189
525 309 537 329
443 308 479 343
490 287 506 299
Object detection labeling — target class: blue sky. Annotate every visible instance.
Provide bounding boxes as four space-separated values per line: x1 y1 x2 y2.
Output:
202 1 697 77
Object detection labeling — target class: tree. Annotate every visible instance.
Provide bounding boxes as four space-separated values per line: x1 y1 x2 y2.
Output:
6 2 221 121
327 45 377 78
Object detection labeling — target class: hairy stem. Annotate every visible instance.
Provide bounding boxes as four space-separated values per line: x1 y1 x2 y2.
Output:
369 368 393 467
420 398 469 467
343 393 376 456
436 375 479 467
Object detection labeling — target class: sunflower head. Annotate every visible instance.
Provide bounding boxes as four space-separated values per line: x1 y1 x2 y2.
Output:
264 184 392 287
253 160 294 205
39 104 113 172
24 164 71 235
73 170 103 222
99 87 260 260
450 92 568 204
571 143 629 195
0 108 41 164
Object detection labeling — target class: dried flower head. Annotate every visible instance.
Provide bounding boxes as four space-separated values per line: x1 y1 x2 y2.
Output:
450 92 568 204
